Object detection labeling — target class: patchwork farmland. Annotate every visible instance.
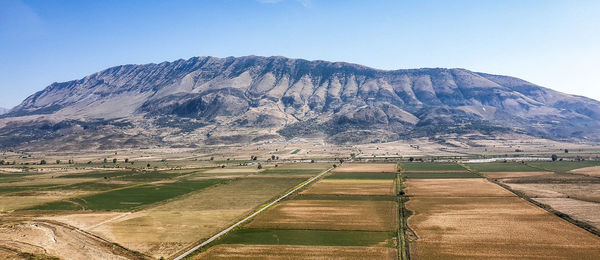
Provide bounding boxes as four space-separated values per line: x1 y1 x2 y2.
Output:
403 161 600 259
1 157 600 259
193 163 400 259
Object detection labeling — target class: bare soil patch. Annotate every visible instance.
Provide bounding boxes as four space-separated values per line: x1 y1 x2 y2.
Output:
482 171 553 178
406 197 600 259
333 163 396 173
245 200 397 232
0 220 145 260
194 244 397 259
570 166 600 177
404 179 515 197
300 179 395 196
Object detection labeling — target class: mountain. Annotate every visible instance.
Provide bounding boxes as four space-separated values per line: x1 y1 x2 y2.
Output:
0 108 8 115
1 55 599 150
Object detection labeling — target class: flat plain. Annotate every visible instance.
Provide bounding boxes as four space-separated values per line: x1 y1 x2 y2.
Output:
194 244 397 259
404 178 515 197
300 179 395 196
405 163 600 259
245 200 398 232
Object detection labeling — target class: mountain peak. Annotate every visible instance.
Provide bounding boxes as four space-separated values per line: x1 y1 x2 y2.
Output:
1 55 599 150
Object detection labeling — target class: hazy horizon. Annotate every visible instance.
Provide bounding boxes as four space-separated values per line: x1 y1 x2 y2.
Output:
1 0 599 108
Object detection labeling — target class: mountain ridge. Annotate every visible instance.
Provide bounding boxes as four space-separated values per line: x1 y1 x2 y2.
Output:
1 55 599 150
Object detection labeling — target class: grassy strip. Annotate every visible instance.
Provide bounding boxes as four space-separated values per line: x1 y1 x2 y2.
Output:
28 179 228 211
526 161 600 173
294 194 397 201
214 228 395 247
58 170 136 179
400 162 464 171
403 171 481 179
260 168 323 175
465 162 539 172
0 184 57 194
397 172 410 260
325 172 397 180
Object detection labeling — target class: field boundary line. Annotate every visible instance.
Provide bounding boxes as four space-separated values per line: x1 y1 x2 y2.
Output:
489 178 600 237
172 166 335 260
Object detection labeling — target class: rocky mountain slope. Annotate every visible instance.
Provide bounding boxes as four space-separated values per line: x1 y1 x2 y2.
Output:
1 56 599 150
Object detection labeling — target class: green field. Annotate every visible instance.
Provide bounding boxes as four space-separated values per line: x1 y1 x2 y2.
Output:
294 194 397 201
526 161 600 173
260 168 323 175
325 172 397 180
58 170 136 179
403 172 481 179
216 229 395 247
48 182 128 191
0 184 56 194
117 170 196 181
401 162 465 171
28 179 227 211
465 162 539 172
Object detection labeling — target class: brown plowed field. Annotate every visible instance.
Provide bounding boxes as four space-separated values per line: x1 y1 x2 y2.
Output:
405 175 600 259
245 200 397 231
534 198 600 229
333 163 396 173
194 244 397 259
407 197 600 259
300 179 395 196
404 179 515 197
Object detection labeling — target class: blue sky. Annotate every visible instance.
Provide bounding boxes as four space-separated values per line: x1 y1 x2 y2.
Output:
1 0 599 108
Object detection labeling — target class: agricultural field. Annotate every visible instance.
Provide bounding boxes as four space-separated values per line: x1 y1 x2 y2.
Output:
245 200 397 231
404 178 515 197
406 197 600 258
404 164 600 259
332 163 397 173
300 179 395 196
195 244 397 259
193 163 400 259
29 179 228 211
400 162 465 172
2 154 600 260
402 171 480 179
570 165 600 177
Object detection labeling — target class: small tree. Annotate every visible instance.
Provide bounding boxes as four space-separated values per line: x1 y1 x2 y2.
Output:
124 158 129 163
271 155 276 160
551 154 558 162
310 159 315 163
56 160 61 164
257 163 263 169
564 149 569 154
0 160 4 165
147 163 151 168
112 158 117 163
40 159 47 165
210 156 214 161
333 164 337 168
103 158 108 163
409 157 415 162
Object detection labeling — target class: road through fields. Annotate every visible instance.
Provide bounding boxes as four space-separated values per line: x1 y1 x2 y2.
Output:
173 166 334 260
